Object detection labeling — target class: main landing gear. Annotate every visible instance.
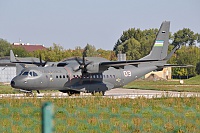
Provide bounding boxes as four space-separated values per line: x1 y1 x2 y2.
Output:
91 91 105 96
59 90 80 96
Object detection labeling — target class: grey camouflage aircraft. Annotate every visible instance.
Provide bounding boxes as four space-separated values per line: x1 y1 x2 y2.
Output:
10 21 180 95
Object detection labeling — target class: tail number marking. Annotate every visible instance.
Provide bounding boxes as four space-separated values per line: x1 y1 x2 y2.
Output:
123 71 131 77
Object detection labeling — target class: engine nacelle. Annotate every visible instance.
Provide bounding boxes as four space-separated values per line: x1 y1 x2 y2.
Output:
86 63 108 73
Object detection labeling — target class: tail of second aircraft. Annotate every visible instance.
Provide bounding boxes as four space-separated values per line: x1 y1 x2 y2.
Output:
140 21 170 61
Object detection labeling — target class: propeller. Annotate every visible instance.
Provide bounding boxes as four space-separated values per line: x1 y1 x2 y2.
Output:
39 54 48 67
31 54 48 67
74 55 93 73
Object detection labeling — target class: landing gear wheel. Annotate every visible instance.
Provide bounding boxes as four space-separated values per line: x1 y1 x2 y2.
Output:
59 90 80 96
91 91 105 96
67 90 80 96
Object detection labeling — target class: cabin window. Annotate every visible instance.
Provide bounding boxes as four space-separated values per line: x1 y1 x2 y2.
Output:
56 76 58 78
63 75 65 78
60 75 62 78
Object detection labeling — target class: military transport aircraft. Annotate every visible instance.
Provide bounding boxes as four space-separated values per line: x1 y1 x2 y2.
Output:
10 21 180 96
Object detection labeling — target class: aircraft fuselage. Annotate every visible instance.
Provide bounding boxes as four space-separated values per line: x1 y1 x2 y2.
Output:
11 63 157 93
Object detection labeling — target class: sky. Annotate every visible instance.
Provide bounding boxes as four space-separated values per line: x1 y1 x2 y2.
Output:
0 0 199 50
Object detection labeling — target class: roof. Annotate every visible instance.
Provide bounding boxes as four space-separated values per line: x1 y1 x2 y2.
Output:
13 45 46 52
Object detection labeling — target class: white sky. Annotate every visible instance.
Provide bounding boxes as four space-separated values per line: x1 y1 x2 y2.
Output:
0 0 199 50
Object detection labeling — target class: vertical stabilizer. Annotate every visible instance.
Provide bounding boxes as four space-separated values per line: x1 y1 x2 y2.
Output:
10 50 17 62
140 21 170 60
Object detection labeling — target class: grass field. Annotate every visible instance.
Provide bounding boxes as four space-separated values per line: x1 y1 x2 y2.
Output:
124 75 200 92
1 97 200 132
1 76 200 132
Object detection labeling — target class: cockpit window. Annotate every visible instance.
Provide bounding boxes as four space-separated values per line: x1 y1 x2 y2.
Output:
33 71 38 76
22 72 29 76
21 71 38 77
29 71 33 76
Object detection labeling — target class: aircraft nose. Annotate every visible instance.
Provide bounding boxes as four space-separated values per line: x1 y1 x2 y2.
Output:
10 80 15 88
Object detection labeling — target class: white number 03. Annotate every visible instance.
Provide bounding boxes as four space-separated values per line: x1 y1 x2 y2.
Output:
123 71 131 77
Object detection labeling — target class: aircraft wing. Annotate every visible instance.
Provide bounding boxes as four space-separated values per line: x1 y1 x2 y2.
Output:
162 64 193 68
99 59 159 67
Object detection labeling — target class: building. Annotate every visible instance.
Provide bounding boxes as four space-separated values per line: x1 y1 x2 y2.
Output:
13 42 46 52
145 67 172 80
0 57 16 83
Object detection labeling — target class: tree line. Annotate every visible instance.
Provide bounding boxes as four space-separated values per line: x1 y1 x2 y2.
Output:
0 27 199 76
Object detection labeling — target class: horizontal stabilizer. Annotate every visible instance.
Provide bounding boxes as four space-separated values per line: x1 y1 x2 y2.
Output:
163 45 180 60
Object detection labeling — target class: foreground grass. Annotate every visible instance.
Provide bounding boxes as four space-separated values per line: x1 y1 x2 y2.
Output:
125 75 200 92
1 97 200 132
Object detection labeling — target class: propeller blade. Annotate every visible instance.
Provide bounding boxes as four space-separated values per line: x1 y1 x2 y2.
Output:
75 57 82 65
85 61 93 66
74 68 81 72
82 55 85 65
42 61 48 67
73 53 93 73
39 54 43 65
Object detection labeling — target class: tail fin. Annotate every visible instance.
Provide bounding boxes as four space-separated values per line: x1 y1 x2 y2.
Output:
10 50 17 62
140 21 170 60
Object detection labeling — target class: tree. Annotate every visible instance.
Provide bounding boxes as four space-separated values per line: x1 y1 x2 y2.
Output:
171 46 200 76
83 44 97 57
115 38 141 60
172 28 198 46
12 46 29 57
71 46 83 57
113 28 158 59
113 28 143 52
0 39 11 57
197 33 200 43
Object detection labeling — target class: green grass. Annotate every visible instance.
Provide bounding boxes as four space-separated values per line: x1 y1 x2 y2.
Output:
1 97 200 132
0 83 58 94
0 83 18 94
184 75 200 85
124 75 200 92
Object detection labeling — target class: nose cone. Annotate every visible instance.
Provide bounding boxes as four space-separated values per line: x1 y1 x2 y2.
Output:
11 80 15 88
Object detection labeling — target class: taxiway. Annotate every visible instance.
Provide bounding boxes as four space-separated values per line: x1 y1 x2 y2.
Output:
0 88 199 99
